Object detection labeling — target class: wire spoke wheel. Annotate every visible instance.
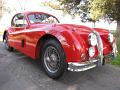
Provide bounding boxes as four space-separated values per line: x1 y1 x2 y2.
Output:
41 39 67 79
44 46 60 73
4 33 13 51
4 35 9 49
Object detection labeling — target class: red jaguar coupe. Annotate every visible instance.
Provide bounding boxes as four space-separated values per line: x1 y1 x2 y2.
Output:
3 11 117 79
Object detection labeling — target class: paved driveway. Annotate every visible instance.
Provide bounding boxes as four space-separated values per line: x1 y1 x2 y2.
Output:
0 41 120 90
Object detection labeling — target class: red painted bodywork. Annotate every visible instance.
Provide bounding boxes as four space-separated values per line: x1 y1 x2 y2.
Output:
4 11 113 63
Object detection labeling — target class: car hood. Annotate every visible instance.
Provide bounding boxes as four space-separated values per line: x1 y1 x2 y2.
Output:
56 24 109 35
56 24 110 45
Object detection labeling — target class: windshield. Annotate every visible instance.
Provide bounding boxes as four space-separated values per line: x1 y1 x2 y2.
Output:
28 13 59 24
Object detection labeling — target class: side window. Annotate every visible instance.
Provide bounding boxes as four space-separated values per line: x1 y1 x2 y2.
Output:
11 13 27 27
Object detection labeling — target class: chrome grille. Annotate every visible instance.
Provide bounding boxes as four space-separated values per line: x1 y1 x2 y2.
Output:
93 31 104 64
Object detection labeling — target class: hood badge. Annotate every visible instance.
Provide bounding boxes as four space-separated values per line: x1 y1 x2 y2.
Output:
72 28 77 31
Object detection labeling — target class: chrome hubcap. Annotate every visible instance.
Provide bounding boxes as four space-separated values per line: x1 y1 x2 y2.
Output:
44 46 60 73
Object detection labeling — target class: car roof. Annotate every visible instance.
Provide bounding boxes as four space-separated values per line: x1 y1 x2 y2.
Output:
21 11 54 17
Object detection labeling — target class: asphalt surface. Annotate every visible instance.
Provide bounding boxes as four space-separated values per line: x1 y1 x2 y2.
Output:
0 36 120 90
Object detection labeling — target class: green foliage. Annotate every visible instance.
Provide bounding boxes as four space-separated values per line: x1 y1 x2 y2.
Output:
58 0 81 14
40 1 62 10
111 55 120 66
58 0 90 21
40 0 90 21
90 0 120 21
55 0 120 22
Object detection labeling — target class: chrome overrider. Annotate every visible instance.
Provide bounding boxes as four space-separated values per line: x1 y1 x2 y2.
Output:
68 31 117 72
93 30 104 64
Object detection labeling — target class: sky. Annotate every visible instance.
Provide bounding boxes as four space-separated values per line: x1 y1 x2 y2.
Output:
6 0 51 12
0 0 117 32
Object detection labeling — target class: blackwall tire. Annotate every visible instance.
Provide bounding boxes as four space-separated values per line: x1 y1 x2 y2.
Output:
41 39 67 79
4 33 13 51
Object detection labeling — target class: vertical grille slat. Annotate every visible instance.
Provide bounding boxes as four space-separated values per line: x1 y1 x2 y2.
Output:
93 31 104 63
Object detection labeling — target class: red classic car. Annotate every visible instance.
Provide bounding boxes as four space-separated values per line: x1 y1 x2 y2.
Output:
3 11 117 79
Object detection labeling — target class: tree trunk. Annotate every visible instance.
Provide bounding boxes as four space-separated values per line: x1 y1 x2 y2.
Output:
116 20 120 37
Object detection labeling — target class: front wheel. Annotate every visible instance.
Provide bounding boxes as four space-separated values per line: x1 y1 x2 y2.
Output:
41 39 68 79
4 33 13 51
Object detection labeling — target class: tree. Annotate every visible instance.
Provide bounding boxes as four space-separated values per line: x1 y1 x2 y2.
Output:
0 0 9 19
41 0 91 22
40 1 62 10
57 0 90 21
0 0 6 18
90 0 120 36
0 0 3 18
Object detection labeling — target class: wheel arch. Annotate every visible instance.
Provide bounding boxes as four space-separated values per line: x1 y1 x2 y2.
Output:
3 31 7 42
35 34 66 61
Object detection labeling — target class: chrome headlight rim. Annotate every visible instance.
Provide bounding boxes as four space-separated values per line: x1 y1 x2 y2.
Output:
108 33 114 43
89 46 96 58
88 33 97 46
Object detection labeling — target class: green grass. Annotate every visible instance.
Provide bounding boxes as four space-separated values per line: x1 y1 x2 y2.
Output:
111 55 120 66
108 31 120 66
116 37 120 53
111 36 120 66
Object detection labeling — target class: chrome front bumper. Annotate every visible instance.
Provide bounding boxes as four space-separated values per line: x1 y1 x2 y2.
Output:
67 51 117 72
68 59 98 72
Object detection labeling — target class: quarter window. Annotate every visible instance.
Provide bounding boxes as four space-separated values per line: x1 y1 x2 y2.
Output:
11 13 27 27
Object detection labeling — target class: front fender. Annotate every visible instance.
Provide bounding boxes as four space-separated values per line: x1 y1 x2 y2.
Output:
51 31 88 63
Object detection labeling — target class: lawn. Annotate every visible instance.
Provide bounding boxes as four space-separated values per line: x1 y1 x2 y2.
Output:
110 36 120 66
111 55 120 66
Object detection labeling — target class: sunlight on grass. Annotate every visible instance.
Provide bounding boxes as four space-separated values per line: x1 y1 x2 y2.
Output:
111 55 120 66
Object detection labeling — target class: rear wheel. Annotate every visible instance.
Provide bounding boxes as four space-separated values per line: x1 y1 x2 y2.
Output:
4 33 13 51
41 39 67 79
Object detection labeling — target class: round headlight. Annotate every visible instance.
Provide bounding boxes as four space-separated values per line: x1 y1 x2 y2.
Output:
89 33 97 46
89 47 95 57
108 33 114 43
